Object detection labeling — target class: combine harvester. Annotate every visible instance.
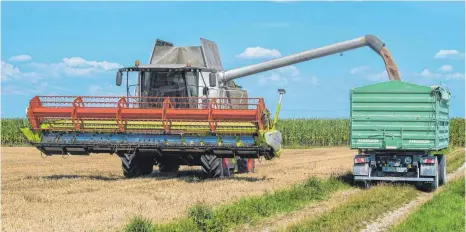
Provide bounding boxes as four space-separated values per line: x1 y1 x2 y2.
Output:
22 35 400 178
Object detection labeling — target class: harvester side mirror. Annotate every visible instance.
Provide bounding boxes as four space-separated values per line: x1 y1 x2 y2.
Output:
209 73 217 87
116 72 123 86
278 89 286 94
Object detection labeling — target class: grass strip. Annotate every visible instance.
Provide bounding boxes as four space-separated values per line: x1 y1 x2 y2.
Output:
446 149 465 174
123 176 350 232
391 177 465 232
284 184 419 232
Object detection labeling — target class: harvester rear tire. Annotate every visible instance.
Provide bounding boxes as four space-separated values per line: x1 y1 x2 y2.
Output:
120 153 154 178
237 157 255 173
200 154 231 178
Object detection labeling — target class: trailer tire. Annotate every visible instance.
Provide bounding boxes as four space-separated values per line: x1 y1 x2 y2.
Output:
423 157 439 192
361 180 372 189
237 157 255 173
120 153 154 178
200 154 231 178
437 155 446 186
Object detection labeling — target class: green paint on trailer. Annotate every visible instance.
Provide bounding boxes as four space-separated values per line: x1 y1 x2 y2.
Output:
349 81 450 151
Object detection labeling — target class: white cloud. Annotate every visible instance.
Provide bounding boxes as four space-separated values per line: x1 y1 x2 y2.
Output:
420 69 441 78
1 82 49 96
63 57 122 70
236 47 281 59
445 72 465 80
30 57 122 77
9 54 32 62
1 61 41 82
1 61 20 81
88 84 124 96
350 66 400 81
258 65 306 85
438 65 453 73
350 66 369 75
434 50 464 59
418 69 464 80
278 65 300 77
367 71 389 81
310 76 319 85
259 73 286 85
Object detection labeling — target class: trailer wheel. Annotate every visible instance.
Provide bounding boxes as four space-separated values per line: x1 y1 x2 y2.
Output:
120 153 154 178
361 180 372 189
158 160 180 173
237 157 255 173
200 154 231 178
437 155 446 186
423 157 439 192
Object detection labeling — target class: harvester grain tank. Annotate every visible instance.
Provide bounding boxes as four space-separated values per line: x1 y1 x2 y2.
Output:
22 35 401 178
351 81 451 191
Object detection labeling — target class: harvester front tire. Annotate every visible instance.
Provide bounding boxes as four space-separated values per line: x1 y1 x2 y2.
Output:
120 153 154 178
237 157 255 173
200 154 231 178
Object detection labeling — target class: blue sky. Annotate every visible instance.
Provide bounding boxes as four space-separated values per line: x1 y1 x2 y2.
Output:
1 1 465 118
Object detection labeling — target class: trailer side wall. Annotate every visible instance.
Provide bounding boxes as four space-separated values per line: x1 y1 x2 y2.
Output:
350 81 450 151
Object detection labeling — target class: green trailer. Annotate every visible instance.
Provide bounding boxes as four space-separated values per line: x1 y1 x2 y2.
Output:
350 81 450 191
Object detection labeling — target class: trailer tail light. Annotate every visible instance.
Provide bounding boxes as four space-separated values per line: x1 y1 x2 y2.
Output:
422 158 436 164
354 157 366 164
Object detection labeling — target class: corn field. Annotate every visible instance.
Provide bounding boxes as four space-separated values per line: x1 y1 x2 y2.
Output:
1 118 464 147
278 119 350 147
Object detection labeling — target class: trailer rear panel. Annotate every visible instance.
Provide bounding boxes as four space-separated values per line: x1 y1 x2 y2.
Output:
350 81 450 151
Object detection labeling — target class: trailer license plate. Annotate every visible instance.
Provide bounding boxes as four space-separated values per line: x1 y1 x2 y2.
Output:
382 167 407 173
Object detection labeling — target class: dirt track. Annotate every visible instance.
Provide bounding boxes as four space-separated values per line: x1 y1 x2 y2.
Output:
1 147 354 232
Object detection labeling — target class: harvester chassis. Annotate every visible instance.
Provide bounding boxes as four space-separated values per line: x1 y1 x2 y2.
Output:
34 140 266 178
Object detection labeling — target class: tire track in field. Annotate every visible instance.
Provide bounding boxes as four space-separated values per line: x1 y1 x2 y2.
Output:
236 189 360 232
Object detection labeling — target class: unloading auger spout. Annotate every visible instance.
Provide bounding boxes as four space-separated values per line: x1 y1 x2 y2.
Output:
218 35 401 83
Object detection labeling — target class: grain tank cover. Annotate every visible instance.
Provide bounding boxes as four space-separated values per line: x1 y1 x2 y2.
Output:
350 81 450 151
148 38 224 71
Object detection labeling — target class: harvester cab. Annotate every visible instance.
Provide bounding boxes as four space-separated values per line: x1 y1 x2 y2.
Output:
22 35 401 179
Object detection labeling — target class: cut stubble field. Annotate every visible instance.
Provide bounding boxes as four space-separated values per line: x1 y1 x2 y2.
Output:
1 146 354 232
